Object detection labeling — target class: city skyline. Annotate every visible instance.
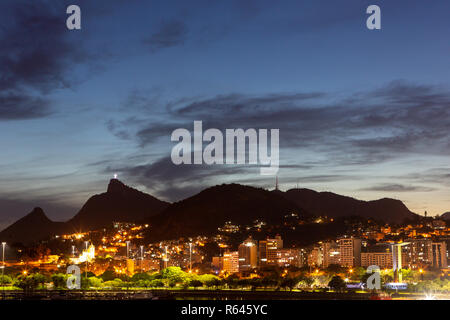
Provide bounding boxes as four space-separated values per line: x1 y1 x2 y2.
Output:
1 0 450 231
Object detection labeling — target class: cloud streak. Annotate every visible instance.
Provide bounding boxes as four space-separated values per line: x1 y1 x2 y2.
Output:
144 20 188 52
104 81 450 200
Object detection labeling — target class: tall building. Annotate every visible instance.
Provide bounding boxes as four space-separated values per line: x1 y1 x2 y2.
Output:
361 243 393 269
307 246 322 267
223 251 239 274
259 235 283 266
277 248 305 268
126 259 135 275
211 256 223 271
321 241 340 268
238 237 258 271
337 237 361 267
137 259 160 272
405 239 432 269
432 242 448 269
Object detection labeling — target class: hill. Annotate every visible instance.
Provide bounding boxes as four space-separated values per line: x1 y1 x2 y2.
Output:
145 184 305 241
0 208 65 244
281 188 417 224
441 212 450 220
66 179 169 232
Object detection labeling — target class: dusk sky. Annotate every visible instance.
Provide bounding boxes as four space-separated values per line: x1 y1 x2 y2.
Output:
0 0 449 230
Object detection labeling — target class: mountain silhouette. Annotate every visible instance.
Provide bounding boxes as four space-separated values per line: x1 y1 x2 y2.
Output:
280 188 417 224
145 184 306 242
66 179 169 232
441 212 450 220
0 208 65 244
0 180 420 245
0 179 169 243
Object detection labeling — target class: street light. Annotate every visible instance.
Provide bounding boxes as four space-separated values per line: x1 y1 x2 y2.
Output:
126 241 130 259
189 242 192 272
84 241 89 281
2 242 6 298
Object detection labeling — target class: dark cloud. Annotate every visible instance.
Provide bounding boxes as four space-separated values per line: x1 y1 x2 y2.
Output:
395 168 450 188
0 93 51 120
104 81 450 200
144 20 188 52
360 184 435 193
0 1 95 120
114 81 450 159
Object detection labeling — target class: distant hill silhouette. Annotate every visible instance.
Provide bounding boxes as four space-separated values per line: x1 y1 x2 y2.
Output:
441 212 450 220
0 179 169 243
67 179 169 232
145 184 305 241
280 188 418 224
0 180 420 244
0 208 65 244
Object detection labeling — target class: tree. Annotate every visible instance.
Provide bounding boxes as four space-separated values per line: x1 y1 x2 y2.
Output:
149 279 164 288
100 270 117 282
328 276 346 292
205 278 221 289
0 275 13 286
131 272 151 282
189 280 203 289
88 276 103 288
103 278 123 289
51 273 68 290
161 267 188 285
16 273 47 292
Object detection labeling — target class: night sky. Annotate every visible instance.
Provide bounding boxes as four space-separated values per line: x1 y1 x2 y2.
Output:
0 0 449 230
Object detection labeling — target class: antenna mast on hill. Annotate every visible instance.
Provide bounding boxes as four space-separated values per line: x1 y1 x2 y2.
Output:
275 176 279 190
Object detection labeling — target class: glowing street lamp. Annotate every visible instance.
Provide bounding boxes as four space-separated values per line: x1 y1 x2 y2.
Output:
2 242 6 297
84 241 89 281
419 268 424 281
189 242 192 272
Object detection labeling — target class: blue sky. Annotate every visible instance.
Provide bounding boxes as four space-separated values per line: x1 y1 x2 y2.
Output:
0 0 449 229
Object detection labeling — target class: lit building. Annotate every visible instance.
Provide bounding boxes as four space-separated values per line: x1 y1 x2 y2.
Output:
367 231 384 241
432 220 446 230
361 244 393 268
126 259 135 275
307 246 322 267
321 241 340 268
137 259 160 272
259 235 283 266
71 244 95 264
211 256 223 271
238 237 258 271
432 242 448 269
223 251 239 274
405 239 432 269
337 237 361 267
277 248 305 268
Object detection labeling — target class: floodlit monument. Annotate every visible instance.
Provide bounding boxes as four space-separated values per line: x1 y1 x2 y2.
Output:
391 242 409 283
